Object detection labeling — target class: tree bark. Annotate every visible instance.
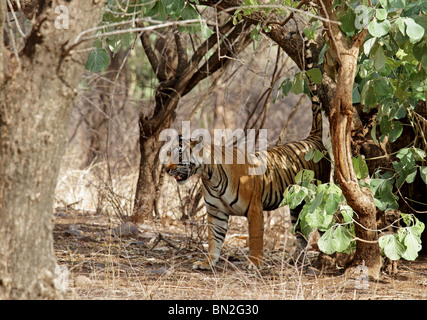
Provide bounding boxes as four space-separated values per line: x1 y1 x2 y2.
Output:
318 0 382 278
0 0 103 299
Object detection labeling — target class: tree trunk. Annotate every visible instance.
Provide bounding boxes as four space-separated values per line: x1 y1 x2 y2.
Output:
0 0 103 299
319 1 382 278
132 112 173 223
333 58 382 279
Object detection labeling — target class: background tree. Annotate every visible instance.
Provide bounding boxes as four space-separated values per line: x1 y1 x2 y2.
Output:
0 0 103 299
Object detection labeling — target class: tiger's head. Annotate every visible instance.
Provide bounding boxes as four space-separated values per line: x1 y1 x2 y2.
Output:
163 135 200 185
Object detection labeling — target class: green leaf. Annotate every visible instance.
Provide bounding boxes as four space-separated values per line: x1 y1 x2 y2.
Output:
291 72 305 95
251 23 261 42
318 43 328 64
389 0 406 9
420 166 427 184
376 8 388 21
308 190 324 213
304 148 314 161
106 35 122 53
303 21 320 40
397 148 416 167
284 185 309 209
405 167 417 184
396 17 406 36
413 40 427 65
121 32 136 49
325 192 341 215
352 155 369 179
403 17 425 42
339 10 357 34
368 19 391 37
361 80 377 107
162 0 185 19
363 37 377 55
379 0 389 10
373 78 390 97
85 48 111 73
146 0 167 21
332 225 353 253
370 178 399 211
355 5 374 30
389 120 403 143
371 124 378 145
279 78 293 96
313 149 325 163
200 19 214 39
359 59 375 78
306 68 323 85
92 39 103 49
379 234 405 260
372 45 386 70
340 204 354 223
399 228 422 261
410 147 426 161
318 227 336 255
295 169 314 184
178 3 203 34
304 206 333 231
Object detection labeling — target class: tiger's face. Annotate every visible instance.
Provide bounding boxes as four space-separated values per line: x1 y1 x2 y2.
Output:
164 137 198 185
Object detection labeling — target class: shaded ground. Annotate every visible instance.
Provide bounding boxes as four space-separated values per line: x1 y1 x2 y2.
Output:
53 207 427 300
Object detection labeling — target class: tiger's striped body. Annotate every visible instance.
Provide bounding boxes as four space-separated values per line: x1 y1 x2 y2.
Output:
164 98 330 269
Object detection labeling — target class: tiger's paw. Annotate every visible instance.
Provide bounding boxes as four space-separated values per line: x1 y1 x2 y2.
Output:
192 260 212 270
245 260 263 271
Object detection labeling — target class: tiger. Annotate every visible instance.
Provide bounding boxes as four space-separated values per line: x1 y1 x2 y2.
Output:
163 97 331 270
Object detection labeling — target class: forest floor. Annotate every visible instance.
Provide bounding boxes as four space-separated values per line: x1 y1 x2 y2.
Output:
53 206 427 300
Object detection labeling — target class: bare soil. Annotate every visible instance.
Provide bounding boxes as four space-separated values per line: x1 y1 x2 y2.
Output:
53 207 427 300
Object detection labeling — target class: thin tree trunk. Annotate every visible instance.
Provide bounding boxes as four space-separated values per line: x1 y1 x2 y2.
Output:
132 113 173 223
319 0 382 278
0 0 103 299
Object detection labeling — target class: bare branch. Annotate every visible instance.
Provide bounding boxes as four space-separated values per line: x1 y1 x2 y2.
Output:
139 32 164 82
183 21 252 95
174 28 188 75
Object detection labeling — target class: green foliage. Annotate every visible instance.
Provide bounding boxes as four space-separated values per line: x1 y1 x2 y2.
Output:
85 0 213 72
352 155 369 179
277 67 323 100
282 167 425 259
281 168 357 255
379 214 425 260
354 0 427 145
85 48 111 73
367 147 426 211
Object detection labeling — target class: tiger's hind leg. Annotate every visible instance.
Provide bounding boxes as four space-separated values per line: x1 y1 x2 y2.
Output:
289 206 322 275
246 204 264 270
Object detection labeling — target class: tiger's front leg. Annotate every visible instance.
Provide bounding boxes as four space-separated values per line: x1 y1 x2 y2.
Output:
192 210 229 270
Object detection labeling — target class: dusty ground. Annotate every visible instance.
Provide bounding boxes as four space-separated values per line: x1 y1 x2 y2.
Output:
53 206 427 300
